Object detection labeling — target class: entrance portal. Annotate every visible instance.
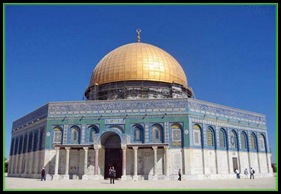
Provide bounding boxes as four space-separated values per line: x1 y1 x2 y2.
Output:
105 148 122 179
101 132 122 179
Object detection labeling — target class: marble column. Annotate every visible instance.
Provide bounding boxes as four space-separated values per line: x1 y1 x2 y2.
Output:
53 147 60 180
133 146 138 180
18 137 24 176
152 146 158 179
23 134 29 175
15 137 20 175
121 145 127 180
63 147 70 180
29 132 35 175
82 147 89 180
164 146 169 179
94 145 100 177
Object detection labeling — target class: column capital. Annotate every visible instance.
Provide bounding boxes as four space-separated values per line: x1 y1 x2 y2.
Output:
133 146 138 150
164 146 169 149
55 147 60 151
65 147 71 151
152 146 158 150
83 147 89 151
121 144 127 150
94 144 101 150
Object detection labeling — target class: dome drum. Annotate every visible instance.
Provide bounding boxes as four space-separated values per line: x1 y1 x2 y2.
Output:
85 80 192 100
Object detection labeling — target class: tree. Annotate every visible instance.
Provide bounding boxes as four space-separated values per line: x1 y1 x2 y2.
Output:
4 158 8 173
271 163 277 173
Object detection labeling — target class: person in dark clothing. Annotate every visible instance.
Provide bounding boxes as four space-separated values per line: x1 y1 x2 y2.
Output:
178 169 181 181
109 166 116 184
41 168 46 181
250 167 255 179
108 166 112 184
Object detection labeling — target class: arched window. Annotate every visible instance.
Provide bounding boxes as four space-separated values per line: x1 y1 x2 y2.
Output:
250 133 257 150
132 124 144 142
152 124 163 143
241 131 248 149
259 134 266 151
135 128 141 141
171 124 182 141
53 127 63 144
207 127 214 147
230 130 238 149
171 124 182 147
89 125 99 142
219 128 227 148
71 126 80 144
193 124 201 146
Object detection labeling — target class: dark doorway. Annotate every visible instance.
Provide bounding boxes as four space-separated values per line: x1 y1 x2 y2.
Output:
104 148 122 179
232 157 238 172
101 132 122 179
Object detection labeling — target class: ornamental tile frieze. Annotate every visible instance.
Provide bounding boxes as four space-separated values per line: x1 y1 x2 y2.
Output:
188 99 265 124
48 99 189 114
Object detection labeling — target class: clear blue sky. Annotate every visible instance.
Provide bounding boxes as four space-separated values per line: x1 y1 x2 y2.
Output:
4 4 277 163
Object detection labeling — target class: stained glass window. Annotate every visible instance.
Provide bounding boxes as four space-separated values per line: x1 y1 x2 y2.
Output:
53 127 62 144
193 125 201 146
219 129 226 148
207 128 214 146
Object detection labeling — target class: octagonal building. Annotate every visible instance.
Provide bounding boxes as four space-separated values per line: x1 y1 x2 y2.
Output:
8 32 273 181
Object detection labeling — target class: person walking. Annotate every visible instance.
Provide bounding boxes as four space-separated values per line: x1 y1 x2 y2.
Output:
110 166 116 184
178 169 181 181
244 168 248 179
41 168 46 181
250 167 255 179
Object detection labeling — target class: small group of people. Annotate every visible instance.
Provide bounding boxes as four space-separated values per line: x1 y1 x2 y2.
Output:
235 167 255 179
108 166 116 184
244 167 255 179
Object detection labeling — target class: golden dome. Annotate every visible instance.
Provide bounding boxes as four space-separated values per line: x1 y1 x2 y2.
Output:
89 42 188 88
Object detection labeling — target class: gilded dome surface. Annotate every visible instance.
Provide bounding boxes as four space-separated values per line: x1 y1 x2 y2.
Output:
89 42 188 88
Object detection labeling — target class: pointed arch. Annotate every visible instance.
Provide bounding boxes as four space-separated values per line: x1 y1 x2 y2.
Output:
219 128 227 149
152 123 164 143
241 131 248 150
53 126 63 144
230 130 238 150
132 124 144 143
89 125 99 143
207 126 215 147
259 134 266 151
171 123 183 147
70 125 81 144
193 124 202 147
250 132 257 151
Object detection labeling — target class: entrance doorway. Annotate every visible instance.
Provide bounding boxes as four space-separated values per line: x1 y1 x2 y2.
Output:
232 157 238 172
101 132 122 179
104 148 122 179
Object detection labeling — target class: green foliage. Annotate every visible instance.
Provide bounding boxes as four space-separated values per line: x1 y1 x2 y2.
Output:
4 158 8 173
